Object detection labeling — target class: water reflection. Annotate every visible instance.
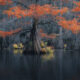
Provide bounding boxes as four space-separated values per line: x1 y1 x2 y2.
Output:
42 50 55 62
13 49 23 55
0 49 80 80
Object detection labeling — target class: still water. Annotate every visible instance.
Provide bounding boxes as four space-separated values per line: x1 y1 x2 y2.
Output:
0 49 80 80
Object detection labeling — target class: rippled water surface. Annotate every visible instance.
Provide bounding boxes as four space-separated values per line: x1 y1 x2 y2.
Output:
0 49 80 80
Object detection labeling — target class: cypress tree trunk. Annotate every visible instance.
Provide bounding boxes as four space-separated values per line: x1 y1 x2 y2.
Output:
30 18 38 53
30 18 41 53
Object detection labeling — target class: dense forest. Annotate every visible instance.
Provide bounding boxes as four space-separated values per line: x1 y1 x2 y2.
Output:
0 0 80 53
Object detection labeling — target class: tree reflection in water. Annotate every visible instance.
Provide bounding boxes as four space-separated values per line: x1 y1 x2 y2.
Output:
0 49 80 80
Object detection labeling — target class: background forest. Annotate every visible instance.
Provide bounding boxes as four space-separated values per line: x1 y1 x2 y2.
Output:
0 0 80 51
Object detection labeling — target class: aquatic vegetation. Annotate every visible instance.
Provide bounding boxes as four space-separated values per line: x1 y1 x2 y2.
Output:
13 49 18 54
41 48 46 53
64 44 67 48
40 41 54 54
13 49 23 55
40 41 47 53
41 39 55 61
19 43 24 48
41 41 45 48
44 42 48 46
42 48 55 61
13 43 24 49
13 44 18 49
46 46 54 54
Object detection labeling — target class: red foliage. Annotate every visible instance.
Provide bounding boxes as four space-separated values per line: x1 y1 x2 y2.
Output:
3 1 80 35
3 4 68 18
0 0 13 5
72 1 80 12
39 29 56 39
72 7 80 12
73 1 80 7
0 28 22 38
58 18 80 34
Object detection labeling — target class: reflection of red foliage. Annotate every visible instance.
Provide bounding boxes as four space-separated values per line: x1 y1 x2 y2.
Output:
0 0 13 5
0 28 21 38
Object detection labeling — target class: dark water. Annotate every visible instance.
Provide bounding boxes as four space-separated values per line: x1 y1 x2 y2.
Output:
0 49 80 80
